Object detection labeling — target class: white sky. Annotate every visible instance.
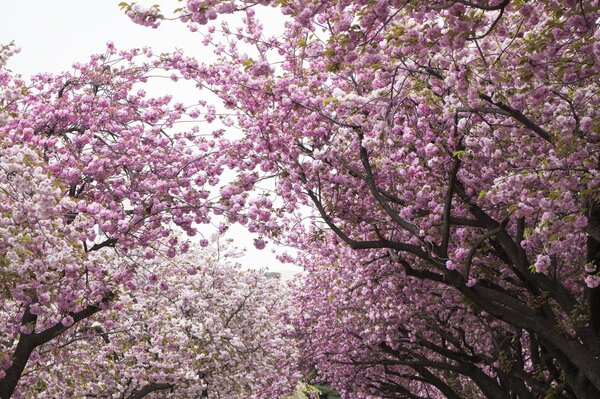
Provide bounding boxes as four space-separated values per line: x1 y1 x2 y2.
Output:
0 0 303 279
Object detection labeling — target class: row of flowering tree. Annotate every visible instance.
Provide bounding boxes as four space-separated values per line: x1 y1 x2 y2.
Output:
0 42 298 398
2 0 600 397
123 0 600 397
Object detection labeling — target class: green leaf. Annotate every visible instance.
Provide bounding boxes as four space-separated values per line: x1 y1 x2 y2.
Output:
326 62 340 72
118 2 132 11
242 58 254 71
453 150 465 158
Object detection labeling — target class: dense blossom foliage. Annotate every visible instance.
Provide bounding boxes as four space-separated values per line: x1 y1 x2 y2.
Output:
16 249 299 398
0 43 299 398
4 46 228 254
292 237 550 399
3 0 600 396
126 0 600 397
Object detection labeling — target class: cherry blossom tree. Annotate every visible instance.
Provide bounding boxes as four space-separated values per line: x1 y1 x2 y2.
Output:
1 38 302 397
14 247 299 398
0 43 120 398
127 0 600 397
0 45 241 397
0 123 122 399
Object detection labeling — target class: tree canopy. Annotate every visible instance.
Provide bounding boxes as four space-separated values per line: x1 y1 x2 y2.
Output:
2 0 600 398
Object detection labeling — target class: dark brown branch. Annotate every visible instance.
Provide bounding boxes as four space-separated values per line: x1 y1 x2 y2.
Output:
410 366 463 399
0 293 115 399
33 293 115 346
440 116 463 257
450 216 484 227
468 0 510 40
455 0 511 11
391 253 446 283
479 93 553 143
456 106 511 116
586 205 600 243
381 343 507 399
587 201 600 334
464 222 505 279
306 189 431 258
128 383 175 399
454 180 581 321
88 238 117 252
0 309 37 399
357 132 425 241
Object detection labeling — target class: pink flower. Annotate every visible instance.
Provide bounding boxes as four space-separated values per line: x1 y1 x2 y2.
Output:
585 275 600 289
104 319 115 330
1 356 13 369
446 260 457 270
534 255 551 274
61 315 75 327
573 216 588 229
254 238 266 250
127 4 162 28
19 325 33 335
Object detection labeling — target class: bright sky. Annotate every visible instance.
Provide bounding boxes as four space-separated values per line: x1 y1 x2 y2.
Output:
0 0 302 279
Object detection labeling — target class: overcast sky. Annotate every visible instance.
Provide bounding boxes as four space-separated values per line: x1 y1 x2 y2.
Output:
0 1 302 279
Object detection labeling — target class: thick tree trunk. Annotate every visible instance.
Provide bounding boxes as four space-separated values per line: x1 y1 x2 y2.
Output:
0 311 37 399
462 283 600 396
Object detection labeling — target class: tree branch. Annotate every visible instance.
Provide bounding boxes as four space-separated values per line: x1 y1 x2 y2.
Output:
33 292 115 346
306 188 431 258
128 383 175 399
456 0 511 11
479 93 553 143
356 132 431 251
440 116 463 257
88 238 117 252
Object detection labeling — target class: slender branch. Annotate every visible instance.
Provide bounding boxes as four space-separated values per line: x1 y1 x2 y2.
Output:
291 100 360 129
456 106 511 116
440 116 463 257
306 188 430 257
88 238 117 252
479 93 553 143
468 0 510 40
456 0 511 11
464 222 505 279
357 132 425 242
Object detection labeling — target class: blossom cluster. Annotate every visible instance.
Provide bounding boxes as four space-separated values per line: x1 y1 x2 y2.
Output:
125 3 163 28
0 46 301 398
